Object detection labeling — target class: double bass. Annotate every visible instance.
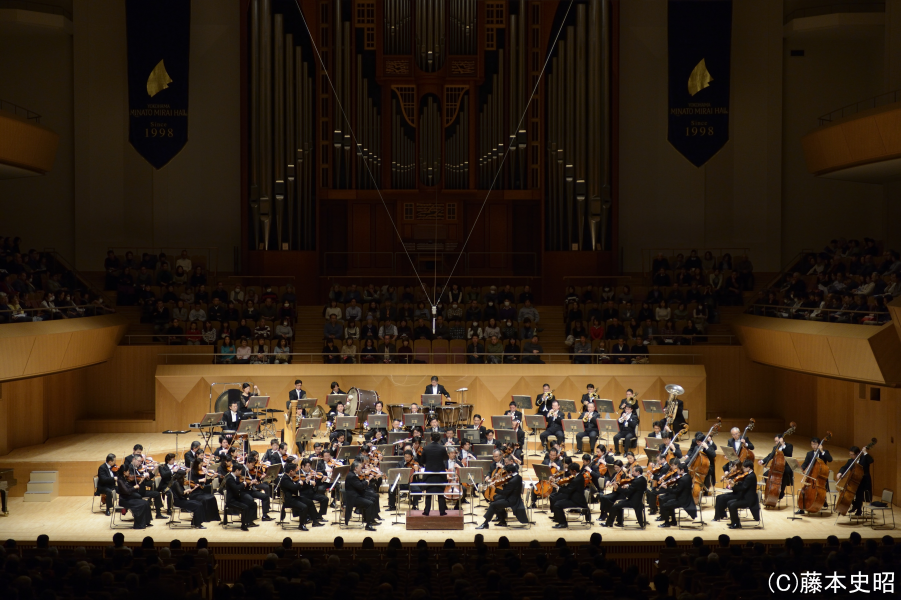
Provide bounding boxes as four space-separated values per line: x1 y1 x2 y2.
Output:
688 417 722 504
762 422 797 508
834 438 877 516
797 431 832 514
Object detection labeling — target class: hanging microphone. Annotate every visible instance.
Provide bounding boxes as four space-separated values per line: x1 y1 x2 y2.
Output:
432 305 437 334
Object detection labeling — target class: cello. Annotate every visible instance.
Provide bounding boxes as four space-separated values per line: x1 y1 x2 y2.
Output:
721 418 756 484
762 422 797 508
687 417 722 504
797 431 832 514
834 438 877 516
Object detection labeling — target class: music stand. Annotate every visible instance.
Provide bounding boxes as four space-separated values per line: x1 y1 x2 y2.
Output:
246 395 270 411
262 464 282 484
387 467 414 525
786 458 804 521
300 417 322 432
297 398 318 412
562 419 584 452
597 418 619 448
368 415 389 430
328 394 347 408
335 415 358 433
645 446 660 464
490 415 513 430
474 444 497 458
642 399 663 417
511 395 532 410
645 437 665 451
457 466 483 523
388 432 410 445
421 394 443 412
162 430 190 461
524 415 547 457
557 399 577 414
327 464 351 526
295 427 316 454
495 429 517 448
337 445 361 462
195 412 225 452
595 399 615 415
459 429 481 444
376 444 394 456
404 413 425 428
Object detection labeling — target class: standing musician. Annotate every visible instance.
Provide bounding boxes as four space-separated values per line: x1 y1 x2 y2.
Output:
603 465 647 528
287 379 307 412
239 383 259 412
345 461 380 531
796 437 833 515
722 427 755 474
504 401 524 424
96 453 118 517
475 463 528 529
468 414 488 444
658 461 695 527
223 462 257 531
169 468 218 529
612 404 639 455
536 383 553 415
580 383 598 409
540 400 565 450
243 451 274 521
551 463 590 528
713 459 759 529
576 402 601 452
184 441 202 468
116 467 153 530
838 446 874 517
665 392 687 433
298 458 329 520
424 376 452 400
529 447 564 508
758 433 793 501
684 431 718 493
421 432 450 516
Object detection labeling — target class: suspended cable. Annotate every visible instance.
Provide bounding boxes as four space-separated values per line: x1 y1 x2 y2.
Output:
436 0 575 303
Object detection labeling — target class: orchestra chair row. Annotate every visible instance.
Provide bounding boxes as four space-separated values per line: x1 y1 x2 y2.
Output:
864 489 895 530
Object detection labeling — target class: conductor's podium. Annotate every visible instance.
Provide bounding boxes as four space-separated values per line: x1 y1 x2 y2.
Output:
406 509 464 530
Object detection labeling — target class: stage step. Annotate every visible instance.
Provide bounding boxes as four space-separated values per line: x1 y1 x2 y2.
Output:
24 470 59 502
405 509 464 530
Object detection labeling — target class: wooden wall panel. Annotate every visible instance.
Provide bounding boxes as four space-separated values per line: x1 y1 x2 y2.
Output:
815 377 856 449
1 378 46 452
801 102 901 176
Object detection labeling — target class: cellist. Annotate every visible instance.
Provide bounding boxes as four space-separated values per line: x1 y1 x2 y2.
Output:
529 447 563 508
796 437 832 515
683 431 717 494
721 427 754 474
837 445 873 517
758 433 793 501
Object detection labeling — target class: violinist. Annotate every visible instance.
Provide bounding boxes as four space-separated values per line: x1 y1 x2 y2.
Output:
758 433 793 500
96 453 118 517
551 463 590 528
243 451 274 521
189 458 214 495
597 459 626 522
130 453 165 520
576 402 601 453
588 444 615 490
504 401 524 424
468 414 488 444
658 461 694 527
262 438 283 465
276 463 314 530
541 399 565 450
320 449 342 509
330 432 347 457
510 419 526 456
612 404 639 455
603 465 647 528
345 460 380 531
721 427 755 474
158 453 176 513
713 459 759 529
645 453 671 515
184 440 202 468
529 447 563 508
223 461 258 531
299 458 329 519
536 383 553 414
213 436 232 462
389 449 420 512
170 468 217 529
475 463 528 529
796 437 833 515
217 447 239 480
117 465 153 529
838 445 873 516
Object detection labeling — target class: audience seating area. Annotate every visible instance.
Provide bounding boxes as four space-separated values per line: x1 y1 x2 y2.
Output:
748 237 897 324
0 235 112 324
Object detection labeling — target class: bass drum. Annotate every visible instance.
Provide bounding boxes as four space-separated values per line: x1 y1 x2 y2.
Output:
346 388 380 417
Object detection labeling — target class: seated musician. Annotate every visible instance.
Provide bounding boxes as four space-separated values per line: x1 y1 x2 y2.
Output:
262 439 282 465
426 416 443 436
796 437 833 515
116 468 153 530
223 399 242 435
475 463 529 529
276 463 313 530
223 462 258 531
658 461 695 527
683 431 717 494
603 464 647 528
469 414 488 444
370 429 387 446
576 402 601 453
504 401 523 424
529 447 564 508
713 459 759 529
329 381 346 395
612 404 639 455
364 401 389 442
510 419 526 454
96 453 118 516
442 428 458 446
128 453 165 520
213 436 232 462
389 419 405 434
758 433 793 501
540 400 565 451
459 439 476 465
580 384 597 409
485 429 500 450
158 453 176 512
409 402 421 414
645 453 671 515
445 447 465 509
551 463 590 528
170 468 218 529
184 441 202 469
543 439 568 463
299 458 329 520
345 461 380 531
721 427 754 473
243 451 274 521
838 445 874 517
330 432 347 456
598 459 626 522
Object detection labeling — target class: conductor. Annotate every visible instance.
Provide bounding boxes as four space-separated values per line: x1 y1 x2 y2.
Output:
421 432 449 516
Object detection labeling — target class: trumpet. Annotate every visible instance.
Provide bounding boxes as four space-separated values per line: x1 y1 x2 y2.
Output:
582 411 595 423
548 408 560 419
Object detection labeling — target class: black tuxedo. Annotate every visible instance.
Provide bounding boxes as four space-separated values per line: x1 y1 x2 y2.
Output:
504 409 524 423
287 388 307 412
223 410 242 432
96 463 117 508
224 473 256 526
278 475 313 524
668 399 686 431
183 450 198 468
552 473 589 524
613 413 639 453
761 442 794 498
483 473 528 524
424 383 451 399
116 477 152 528
606 475 647 527
838 454 874 512
420 441 450 514
344 472 378 523
468 424 488 444
721 436 755 472
536 393 553 414
540 410 565 448
714 471 759 525
801 448 833 470
576 410 600 452
659 473 696 522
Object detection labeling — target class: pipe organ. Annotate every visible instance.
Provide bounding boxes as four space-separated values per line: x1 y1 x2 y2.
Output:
246 0 613 260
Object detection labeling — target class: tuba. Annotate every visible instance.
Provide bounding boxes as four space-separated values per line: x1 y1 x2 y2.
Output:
664 384 684 427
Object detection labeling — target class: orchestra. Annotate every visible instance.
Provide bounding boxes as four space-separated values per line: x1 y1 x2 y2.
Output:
89 381 877 536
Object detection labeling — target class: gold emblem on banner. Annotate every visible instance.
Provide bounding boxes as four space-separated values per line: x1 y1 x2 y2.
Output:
147 59 173 98
687 58 712 97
